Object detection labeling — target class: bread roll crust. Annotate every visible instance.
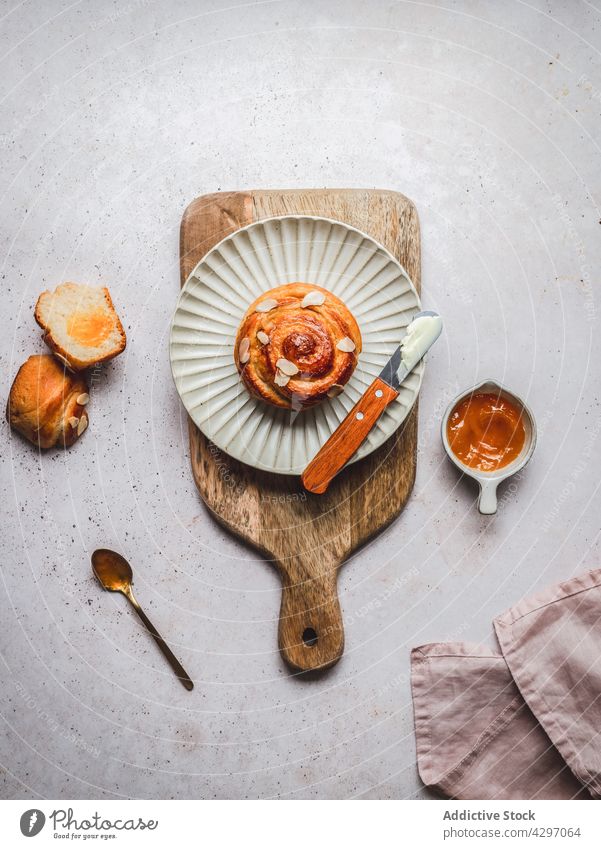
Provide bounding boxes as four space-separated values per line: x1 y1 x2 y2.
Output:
234 283 362 410
7 354 89 448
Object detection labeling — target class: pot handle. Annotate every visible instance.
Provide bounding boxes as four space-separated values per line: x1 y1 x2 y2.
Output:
478 479 498 515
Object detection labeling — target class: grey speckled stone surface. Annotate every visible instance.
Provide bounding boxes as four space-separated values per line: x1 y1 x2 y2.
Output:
1 0 600 800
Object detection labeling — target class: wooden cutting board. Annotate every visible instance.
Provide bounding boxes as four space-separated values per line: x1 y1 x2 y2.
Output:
180 189 420 672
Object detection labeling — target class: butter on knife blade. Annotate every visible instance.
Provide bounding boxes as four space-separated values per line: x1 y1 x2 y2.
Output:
400 312 443 373
302 310 443 495
379 310 443 391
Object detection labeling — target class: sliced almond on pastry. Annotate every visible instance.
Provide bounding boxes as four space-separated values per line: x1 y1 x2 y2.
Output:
256 331 270 345
238 337 251 364
54 353 72 370
77 415 88 436
336 337 356 352
301 290 326 308
68 416 79 429
77 393 90 405
255 298 278 313
274 370 290 387
327 384 345 398
276 358 299 376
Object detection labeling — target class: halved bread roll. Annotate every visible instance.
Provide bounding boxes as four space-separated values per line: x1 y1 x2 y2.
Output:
35 282 126 371
7 354 90 449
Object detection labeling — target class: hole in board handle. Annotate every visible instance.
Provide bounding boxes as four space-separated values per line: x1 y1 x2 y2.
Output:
302 627 318 647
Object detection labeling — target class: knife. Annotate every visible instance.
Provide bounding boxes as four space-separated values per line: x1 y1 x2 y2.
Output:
301 310 443 494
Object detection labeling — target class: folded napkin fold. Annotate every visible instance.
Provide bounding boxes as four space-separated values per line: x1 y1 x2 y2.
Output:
411 568 601 799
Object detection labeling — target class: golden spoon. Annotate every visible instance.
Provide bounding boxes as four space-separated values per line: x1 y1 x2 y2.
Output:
92 548 193 691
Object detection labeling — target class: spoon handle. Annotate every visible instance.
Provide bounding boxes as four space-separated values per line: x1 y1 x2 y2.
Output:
125 589 194 691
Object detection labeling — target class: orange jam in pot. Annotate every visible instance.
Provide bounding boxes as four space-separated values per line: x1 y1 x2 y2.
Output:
446 392 526 472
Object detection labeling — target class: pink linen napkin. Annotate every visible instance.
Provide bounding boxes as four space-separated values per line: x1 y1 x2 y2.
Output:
411 643 585 799
411 567 601 799
495 568 601 798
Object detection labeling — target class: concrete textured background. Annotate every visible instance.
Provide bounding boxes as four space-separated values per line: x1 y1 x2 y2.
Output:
1 0 600 799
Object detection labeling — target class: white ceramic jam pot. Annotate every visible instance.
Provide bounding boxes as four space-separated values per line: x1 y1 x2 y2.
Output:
441 379 537 515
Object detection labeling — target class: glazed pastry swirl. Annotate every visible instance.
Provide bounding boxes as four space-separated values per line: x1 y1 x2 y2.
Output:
234 283 362 410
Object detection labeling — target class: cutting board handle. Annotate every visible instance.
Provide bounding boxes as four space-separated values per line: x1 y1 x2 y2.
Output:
277 560 344 672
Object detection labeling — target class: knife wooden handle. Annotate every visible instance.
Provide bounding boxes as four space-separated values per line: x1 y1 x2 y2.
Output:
302 377 399 494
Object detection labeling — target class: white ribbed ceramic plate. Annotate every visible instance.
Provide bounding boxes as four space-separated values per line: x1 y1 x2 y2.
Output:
170 215 422 474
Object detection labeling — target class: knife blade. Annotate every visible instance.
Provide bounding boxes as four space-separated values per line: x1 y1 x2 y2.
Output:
301 310 442 494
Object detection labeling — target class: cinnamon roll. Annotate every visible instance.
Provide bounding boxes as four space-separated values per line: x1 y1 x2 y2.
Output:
234 283 362 410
